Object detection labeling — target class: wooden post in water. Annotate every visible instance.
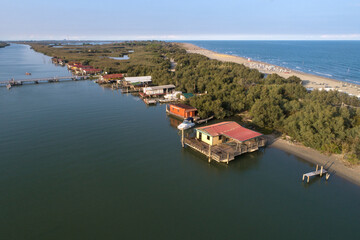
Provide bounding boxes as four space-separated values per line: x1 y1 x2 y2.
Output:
208 145 211 163
326 173 330 180
181 129 184 148
320 166 323 177
227 153 229 164
316 165 319 171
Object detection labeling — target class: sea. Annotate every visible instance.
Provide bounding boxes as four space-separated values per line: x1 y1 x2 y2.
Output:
0 44 360 239
185 40 360 85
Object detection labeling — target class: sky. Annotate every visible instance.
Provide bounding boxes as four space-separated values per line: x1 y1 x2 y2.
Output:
0 0 359 40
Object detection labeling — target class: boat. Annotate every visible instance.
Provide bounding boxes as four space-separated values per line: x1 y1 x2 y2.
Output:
177 117 195 130
25 72 31 75
143 98 157 105
6 84 11 90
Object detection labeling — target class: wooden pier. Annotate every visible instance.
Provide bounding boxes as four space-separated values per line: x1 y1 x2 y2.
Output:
0 76 90 89
183 137 266 164
302 165 330 183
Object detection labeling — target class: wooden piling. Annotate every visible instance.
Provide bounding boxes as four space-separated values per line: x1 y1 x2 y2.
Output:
181 129 184 148
208 145 211 163
320 166 323 177
316 164 319 171
326 173 330 180
227 153 229 164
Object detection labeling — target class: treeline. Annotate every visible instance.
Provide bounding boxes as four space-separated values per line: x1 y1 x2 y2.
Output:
0 42 9 48
28 41 360 163
164 44 360 163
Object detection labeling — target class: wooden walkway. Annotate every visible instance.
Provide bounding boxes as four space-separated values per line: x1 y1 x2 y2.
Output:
0 76 90 87
184 137 266 164
302 165 330 183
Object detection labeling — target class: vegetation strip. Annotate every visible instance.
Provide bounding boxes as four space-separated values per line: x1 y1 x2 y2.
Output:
28 41 360 164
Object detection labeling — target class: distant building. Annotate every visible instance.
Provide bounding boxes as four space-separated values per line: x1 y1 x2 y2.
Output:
180 93 194 100
124 76 152 85
82 68 101 75
100 74 124 82
142 84 175 97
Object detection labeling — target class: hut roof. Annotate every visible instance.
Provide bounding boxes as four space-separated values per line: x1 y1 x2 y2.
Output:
144 84 175 91
124 76 152 83
197 121 262 142
103 74 124 79
169 104 197 111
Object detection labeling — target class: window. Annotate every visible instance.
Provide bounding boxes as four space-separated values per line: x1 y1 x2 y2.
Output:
207 135 210 140
219 135 222 140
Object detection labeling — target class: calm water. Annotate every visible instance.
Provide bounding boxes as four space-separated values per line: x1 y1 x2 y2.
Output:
0 44 72 81
1 44 360 239
186 41 360 84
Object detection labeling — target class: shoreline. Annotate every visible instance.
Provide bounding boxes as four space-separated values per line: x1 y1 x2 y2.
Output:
177 42 360 97
176 42 360 186
267 136 360 186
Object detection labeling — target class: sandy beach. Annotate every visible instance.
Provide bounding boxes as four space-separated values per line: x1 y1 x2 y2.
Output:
178 42 360 97
266 136 360 186
178 42 360 185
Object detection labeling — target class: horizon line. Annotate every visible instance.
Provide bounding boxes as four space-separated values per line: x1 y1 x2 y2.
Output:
4 39 360 42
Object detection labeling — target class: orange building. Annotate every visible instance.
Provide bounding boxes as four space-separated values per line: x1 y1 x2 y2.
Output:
166 104 197 119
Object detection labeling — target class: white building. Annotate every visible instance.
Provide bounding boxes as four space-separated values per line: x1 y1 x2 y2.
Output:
142 84 176 96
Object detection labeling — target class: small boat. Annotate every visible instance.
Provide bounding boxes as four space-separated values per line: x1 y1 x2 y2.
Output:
6 84 11 90
25 72 31 75
143 98 157 105
177 117 195 130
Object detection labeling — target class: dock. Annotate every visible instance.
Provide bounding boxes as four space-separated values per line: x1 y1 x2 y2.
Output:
184 137 266 163
0 76 90 88
302 165 330 183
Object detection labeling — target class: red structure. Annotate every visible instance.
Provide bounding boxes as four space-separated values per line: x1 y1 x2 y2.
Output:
166 104 197 119
102 74 124 81
82 68 101 75
197 121 263 142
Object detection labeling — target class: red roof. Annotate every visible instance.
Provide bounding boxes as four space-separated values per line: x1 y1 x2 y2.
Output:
169 104 197 111
197 121 262 142
83 68 101 73
103 74 124 79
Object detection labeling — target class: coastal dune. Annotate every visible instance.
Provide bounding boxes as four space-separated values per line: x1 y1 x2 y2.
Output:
178 43 360 97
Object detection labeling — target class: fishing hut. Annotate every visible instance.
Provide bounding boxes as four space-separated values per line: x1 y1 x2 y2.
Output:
140 84 175 98
182 121 266 163
122 76 152 92
99 74 124 84
166 104 197 119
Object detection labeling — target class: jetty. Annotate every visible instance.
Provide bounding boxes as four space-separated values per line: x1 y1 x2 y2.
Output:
0 76 90 88
302 165 330 183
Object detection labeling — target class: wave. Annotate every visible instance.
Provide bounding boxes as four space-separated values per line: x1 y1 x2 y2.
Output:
313 71 333 77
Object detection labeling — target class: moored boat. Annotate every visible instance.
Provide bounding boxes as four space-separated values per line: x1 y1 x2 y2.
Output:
177 117 195 130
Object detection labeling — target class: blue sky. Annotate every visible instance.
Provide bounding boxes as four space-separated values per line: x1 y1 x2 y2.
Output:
1 0 359 40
